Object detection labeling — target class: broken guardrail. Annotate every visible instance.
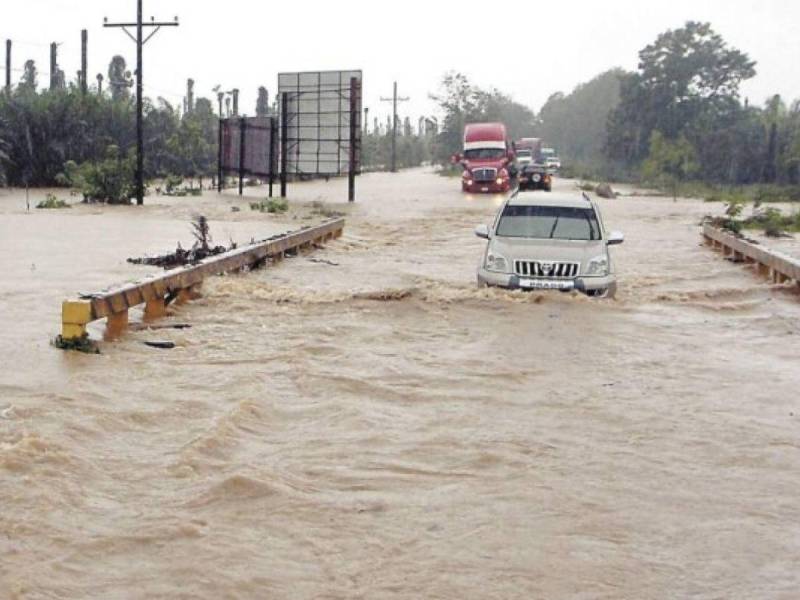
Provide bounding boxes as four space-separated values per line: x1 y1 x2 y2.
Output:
702 223 800 286
61 218 344 342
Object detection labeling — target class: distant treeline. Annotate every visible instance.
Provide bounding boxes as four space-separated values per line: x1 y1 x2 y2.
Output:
360 117 433 171
432 22 800 189
0 56 219 188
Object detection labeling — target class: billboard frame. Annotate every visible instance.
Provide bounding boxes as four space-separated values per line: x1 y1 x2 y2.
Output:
277 70 362 202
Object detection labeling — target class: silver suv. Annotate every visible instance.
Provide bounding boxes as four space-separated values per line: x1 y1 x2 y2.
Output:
475 192 624 297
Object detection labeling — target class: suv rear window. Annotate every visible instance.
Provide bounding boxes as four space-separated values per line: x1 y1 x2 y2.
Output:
496 205 601 241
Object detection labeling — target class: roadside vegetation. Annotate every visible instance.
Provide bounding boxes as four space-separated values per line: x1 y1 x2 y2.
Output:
0 55 218 200
710 198 800 238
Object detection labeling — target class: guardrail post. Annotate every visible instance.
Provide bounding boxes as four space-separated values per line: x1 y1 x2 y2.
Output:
144 298 168 320
176 284 203 305
105 311 129 340
62 301 93 340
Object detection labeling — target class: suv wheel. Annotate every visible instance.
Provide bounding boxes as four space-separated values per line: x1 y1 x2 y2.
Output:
587 283 617 299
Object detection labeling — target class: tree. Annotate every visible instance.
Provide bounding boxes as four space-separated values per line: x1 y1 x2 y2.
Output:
607 22 756 165
256 87 269 117
108 56 132 102
641 131 698 200
430 72 536 165
19 60 38 93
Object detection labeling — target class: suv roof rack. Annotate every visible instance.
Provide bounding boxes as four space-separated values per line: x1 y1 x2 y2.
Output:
581 192 592 204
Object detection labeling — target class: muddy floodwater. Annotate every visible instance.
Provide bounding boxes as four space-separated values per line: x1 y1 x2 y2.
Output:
1 170 799 599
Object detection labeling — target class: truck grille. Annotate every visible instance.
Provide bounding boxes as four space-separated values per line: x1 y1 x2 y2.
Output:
515 260 579 279
472 168 497 183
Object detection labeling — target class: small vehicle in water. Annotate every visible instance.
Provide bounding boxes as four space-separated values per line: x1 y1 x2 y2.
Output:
518 162 553 192
474 191 624 298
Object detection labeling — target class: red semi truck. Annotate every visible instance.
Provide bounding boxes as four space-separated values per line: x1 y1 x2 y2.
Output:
454 123 515 194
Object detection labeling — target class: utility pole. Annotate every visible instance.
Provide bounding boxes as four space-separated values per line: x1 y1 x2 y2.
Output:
5 40 11 93
104 1 179 206
97 73 104 95
80 30 88 95
380 81 409 172
50 43 57 90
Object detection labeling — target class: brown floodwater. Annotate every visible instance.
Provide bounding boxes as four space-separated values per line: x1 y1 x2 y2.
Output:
1 171 799 599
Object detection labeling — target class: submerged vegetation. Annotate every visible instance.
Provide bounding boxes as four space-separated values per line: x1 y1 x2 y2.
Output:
250 198 289 214
36 193 70 209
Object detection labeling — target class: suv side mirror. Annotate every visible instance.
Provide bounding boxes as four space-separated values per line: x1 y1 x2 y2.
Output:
474 224 490 240
607 231 625 245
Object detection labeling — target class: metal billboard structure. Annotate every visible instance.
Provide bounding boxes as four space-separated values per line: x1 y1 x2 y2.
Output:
218 116 278 196
278 70 362 201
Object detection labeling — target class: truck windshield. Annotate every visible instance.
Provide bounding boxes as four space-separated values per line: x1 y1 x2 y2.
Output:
464 148 506 160
496 205 601 241
517 150 532 158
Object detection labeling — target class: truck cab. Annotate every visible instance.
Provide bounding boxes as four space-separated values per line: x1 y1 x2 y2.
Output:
456 123 515 194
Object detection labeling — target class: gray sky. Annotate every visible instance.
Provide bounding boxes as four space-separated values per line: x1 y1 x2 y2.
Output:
2 0 798 122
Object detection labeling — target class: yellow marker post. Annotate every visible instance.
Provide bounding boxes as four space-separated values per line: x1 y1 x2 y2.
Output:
62 301 93 340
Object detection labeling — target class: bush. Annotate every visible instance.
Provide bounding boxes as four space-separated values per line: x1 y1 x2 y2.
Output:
60 146 136 204
36 193 70 209
763 208 786 238
310 200 345 219
165 174 184 195
250 198 288 214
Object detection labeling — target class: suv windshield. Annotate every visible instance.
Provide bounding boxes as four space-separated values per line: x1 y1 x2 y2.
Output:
464 148 506 160
496 205 601 241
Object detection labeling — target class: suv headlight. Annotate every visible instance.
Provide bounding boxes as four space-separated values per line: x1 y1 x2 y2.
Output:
585 255 609 276
485 251 509 273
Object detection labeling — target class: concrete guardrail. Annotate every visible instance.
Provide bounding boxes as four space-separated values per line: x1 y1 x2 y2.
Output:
702 223 800 286
61 218 345 342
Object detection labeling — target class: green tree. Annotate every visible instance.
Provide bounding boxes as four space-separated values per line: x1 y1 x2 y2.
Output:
108 56 132 102
607 22 756 165
256 87 269 117
19 60 38 93
430 72 535 165
641 131 698 200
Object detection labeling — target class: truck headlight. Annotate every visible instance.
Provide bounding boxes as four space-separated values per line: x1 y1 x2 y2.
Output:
586 255 609 276
485 252 508 273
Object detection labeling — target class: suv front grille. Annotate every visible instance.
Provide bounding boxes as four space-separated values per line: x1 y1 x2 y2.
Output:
473 168 497 182
515 260 579 279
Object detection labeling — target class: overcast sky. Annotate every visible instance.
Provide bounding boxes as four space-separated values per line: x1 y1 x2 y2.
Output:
2 0 798 122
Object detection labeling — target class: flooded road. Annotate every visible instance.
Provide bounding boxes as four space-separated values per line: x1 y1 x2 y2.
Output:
1 170 799 599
